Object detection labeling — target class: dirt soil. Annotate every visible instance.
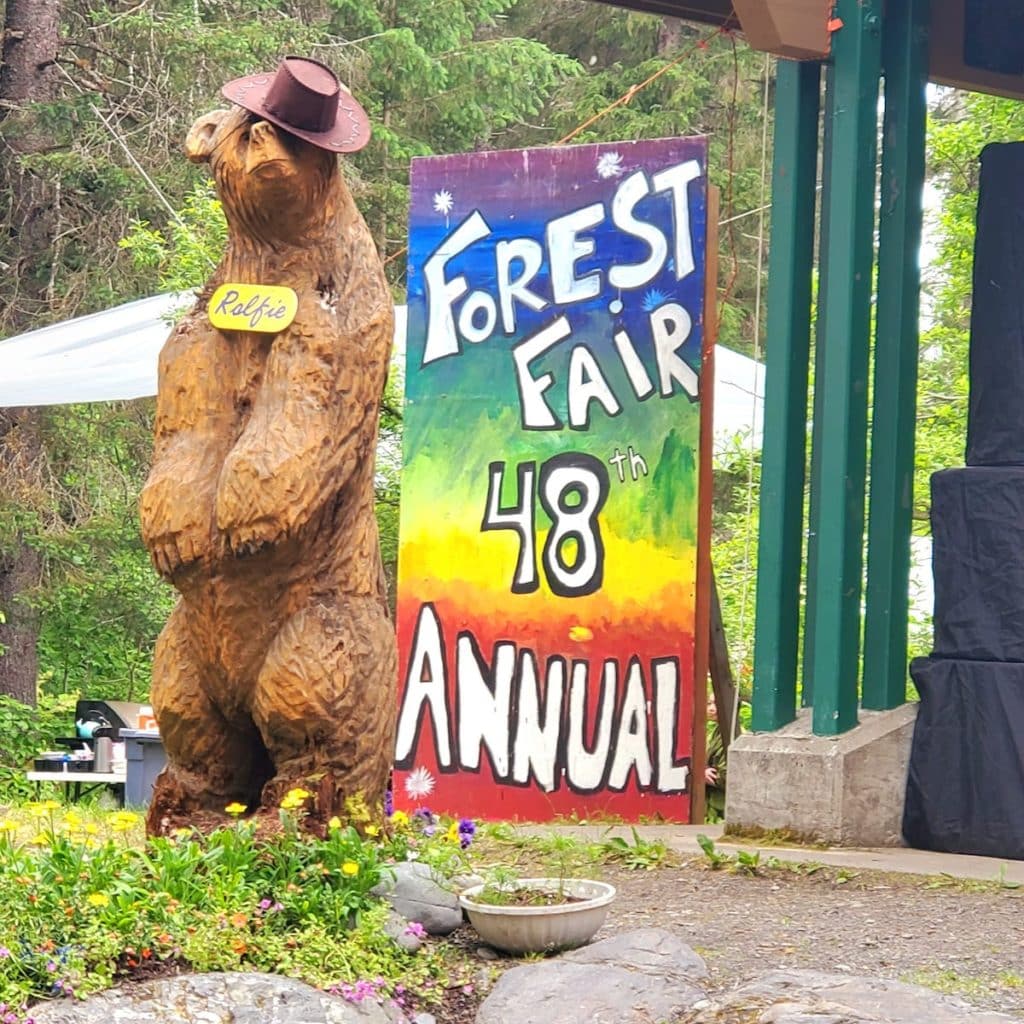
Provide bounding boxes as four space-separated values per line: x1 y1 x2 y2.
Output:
437 858 1024 1023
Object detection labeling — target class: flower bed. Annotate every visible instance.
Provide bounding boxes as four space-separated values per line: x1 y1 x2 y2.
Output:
0 795 480 1023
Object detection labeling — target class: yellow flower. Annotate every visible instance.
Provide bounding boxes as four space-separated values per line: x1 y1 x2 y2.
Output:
111 810 139 828
341 861 359 876
172 827 192 838
84 823 100 836
63 811 82 828
280 787 312 811
29 833 49 847
391 810 409 827
224 802 247 816
86 892 110 908
445 823 459 844
364 824 380 838
0 820 17 833
41 799 61 812
328 816 342 831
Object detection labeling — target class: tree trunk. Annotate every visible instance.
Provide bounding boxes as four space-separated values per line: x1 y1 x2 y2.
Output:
1 0 60 105
0 0 60 704
0 411 43 706
0 537 41 706
658 16 683 56
1 0 62 330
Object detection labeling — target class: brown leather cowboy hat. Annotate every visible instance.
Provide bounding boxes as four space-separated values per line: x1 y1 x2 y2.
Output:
221 56 370 154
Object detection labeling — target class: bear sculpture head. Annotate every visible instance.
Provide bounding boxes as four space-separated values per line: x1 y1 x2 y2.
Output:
185 107 339 244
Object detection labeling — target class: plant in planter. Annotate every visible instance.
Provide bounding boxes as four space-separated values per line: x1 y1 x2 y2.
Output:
459 865 616 955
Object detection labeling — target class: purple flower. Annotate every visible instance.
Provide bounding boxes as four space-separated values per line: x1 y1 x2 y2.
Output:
458 817 476 837
403 921 427 939
0 947 10 959
336 978 383 1005
258 899 272 911
384 787 394 817
45 961 57 973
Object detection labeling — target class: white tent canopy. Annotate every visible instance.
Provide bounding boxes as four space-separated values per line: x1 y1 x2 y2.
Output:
0 294 764 442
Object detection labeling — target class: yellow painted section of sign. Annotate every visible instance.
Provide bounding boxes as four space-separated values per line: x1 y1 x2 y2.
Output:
208 284 298 333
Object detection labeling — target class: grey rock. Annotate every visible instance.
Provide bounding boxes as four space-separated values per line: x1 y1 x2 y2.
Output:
452 873 486 892
475 945 499 960
562 926 708 981
412 1015 437 1024
372 861 462 936
693 970 1019 1024
475 931 708 1024
383 908 424 952
32 973 403 1024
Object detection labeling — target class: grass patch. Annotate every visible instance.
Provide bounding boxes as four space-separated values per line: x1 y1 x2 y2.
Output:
902 967 1024 999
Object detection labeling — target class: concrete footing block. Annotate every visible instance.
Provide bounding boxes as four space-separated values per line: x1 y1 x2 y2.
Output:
724 704 919 847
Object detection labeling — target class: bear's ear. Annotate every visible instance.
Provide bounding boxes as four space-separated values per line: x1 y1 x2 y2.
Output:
186 110 230 164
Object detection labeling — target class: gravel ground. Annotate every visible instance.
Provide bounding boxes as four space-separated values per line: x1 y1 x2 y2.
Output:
439 857 1024 1023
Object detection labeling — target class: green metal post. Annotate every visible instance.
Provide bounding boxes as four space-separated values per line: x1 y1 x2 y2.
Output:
863 0 929 709
751 59 821 733
805 0 882 736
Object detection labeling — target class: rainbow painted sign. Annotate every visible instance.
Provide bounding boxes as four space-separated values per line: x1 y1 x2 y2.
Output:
395 137 708 821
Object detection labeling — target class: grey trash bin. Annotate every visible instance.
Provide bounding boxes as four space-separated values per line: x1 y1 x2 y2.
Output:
121 729 167 807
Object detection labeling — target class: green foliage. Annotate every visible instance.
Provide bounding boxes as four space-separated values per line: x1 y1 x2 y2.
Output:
119 183 226 292
0 694 79 800
711 435 761 695
599 827 672 870
696 832 730 869
27 403 172 702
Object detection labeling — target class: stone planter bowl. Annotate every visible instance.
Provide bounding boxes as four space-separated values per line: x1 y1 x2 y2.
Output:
459 878 616 954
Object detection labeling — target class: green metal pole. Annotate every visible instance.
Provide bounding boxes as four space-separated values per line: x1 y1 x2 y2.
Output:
805 0 883 736
751 59 821 733
863 0 929 710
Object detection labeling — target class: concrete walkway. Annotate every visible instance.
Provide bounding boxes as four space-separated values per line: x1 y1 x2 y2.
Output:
520 823 1024 886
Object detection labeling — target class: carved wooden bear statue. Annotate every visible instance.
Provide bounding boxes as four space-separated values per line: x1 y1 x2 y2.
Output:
140 58 396 834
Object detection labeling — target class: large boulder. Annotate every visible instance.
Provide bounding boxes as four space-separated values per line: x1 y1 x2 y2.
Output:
693 970 1019 1023
31 973 405 1024
475 928 708 1024
372 861 463 936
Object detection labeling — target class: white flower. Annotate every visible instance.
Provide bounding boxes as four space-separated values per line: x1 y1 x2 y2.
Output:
404 766 435 800
596 152 624 179
432 189 454 216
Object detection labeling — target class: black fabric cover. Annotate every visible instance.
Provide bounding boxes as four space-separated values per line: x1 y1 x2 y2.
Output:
931 466 1024 661
904 656 1024 859
967 142 1024 467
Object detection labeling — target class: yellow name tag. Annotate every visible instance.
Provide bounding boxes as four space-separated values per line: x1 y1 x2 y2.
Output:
208 284 298 332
